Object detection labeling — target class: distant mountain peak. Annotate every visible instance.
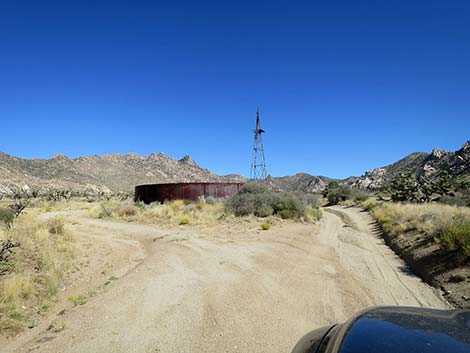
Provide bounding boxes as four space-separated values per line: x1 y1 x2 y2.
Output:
179 155 195 165
53 153 69 159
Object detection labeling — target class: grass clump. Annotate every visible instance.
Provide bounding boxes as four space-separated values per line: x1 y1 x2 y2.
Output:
46 217 65 235
261 223 271 230
88 203 115 219
439 215 470 257
115 205 138 217
48 319 66 333
179 217 190 225
67 293 87 306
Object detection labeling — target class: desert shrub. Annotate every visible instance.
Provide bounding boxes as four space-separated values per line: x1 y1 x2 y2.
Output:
134 201 146 209
271 193 306 217
226 184 306 219
323 182 352 205
179 217 190 225
239 182 269 194
438 216 470 257
46 217 65 235
204 196 218 205
306 207 323 222
88 204 114 219
255 204 274 217
261 223 271 230
351 189 369 202
361 199 381 211
278 209 294 219
115 205 138 217
198 196 218 205
0 208 15 229
226 193 257 216
295 193 321 208
67 293 87 306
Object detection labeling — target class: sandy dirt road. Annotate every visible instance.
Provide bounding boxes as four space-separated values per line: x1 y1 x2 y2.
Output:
4 206 448 353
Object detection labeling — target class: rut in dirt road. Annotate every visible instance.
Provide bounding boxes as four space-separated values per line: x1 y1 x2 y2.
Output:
4 207 448 353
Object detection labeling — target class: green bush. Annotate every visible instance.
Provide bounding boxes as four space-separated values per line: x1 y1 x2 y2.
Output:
439 216 470 257
295 193 321 208
255 204 274 217
238 182 269 194
308 207 323 222
179 217 190 225
67 294 87 306
351 189 369 202
226 193 257 216
0 208 15 229
226 184 306 219
261 223 271 230
278 209 294 219
325 184 352 205
271 193 306 217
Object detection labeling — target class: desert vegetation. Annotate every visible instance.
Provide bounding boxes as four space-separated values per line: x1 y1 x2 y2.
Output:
226 182 322 221
322 181 369 206
364 201 470 261
0 211 76 335
87 183 322 226
88 199 232 227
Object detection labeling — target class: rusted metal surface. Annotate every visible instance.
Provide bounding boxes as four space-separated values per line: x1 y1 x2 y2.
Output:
134 182 244 204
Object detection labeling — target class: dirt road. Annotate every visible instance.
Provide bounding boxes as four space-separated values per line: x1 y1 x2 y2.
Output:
4 206 448 353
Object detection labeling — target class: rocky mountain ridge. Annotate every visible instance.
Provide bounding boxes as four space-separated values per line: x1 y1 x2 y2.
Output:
352 141 470 190
0 152 226 197
2 140 469 198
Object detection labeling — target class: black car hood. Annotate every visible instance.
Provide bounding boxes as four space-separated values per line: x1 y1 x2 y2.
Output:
338 306 470 353
292 306 470 353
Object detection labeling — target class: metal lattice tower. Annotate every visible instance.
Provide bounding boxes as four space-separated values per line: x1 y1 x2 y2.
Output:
250 109 268 180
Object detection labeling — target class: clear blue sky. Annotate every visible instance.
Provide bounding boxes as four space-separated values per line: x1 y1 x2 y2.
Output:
1 1 469 179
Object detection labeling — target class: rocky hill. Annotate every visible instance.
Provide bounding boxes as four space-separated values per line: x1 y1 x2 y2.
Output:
352 141 470 190
0 152 226 197
270 173 333 193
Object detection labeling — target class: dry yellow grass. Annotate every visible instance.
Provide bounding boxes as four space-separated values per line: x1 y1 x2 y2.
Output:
88 198 322 227
137 200 235 226
365 200 470 256
0 214 76 335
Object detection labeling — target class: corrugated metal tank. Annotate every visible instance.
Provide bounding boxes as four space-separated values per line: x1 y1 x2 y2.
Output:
134 182 244 204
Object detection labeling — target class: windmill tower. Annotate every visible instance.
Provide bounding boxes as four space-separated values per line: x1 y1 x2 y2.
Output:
250 109 268 180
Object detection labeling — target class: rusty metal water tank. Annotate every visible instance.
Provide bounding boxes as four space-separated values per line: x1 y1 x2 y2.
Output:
134 182 244 204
